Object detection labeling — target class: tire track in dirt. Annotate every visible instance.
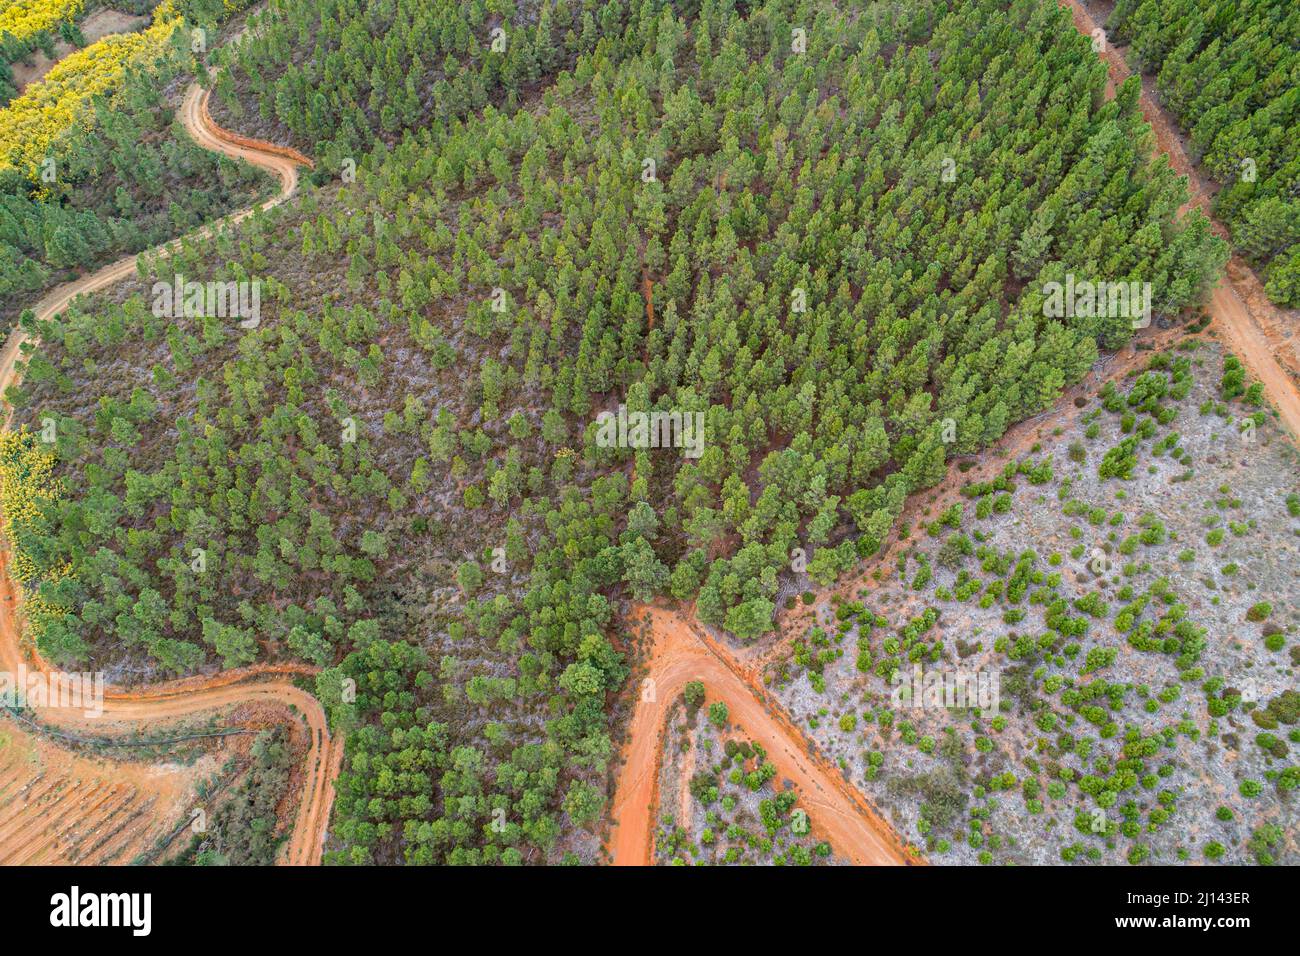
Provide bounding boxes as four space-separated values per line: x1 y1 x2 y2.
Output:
0 69 336 865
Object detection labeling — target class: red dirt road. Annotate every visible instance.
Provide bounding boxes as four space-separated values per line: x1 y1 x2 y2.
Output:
0 74 334 864
0 81 302 418
607 606 916 865
610 5 1300 868
1061 0 1300 440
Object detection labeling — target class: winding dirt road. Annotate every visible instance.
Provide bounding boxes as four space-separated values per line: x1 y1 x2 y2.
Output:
608 606 915 865
1062 0 1300 440
8 1 1289 870
0 75 335 865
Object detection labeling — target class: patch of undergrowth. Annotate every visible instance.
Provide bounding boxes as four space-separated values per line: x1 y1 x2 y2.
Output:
768 346 1298 864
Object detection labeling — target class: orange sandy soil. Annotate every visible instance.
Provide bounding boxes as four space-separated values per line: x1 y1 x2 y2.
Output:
608 2 1300 868
607 605 918 865
0 58 334 865
748 4 1300 678
0 716 217 864
1060 0 1300 439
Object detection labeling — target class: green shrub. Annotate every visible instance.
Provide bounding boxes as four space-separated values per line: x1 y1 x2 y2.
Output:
1246 602 1272 622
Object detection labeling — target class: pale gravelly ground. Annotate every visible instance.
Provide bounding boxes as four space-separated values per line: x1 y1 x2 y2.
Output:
653 697 845 865
768 341 1298 865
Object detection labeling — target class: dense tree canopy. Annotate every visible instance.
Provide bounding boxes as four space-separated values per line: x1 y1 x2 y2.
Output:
3 0 1227 864
1108 0 1299 305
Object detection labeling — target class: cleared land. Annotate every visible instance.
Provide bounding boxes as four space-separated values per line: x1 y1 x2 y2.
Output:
765 340 1298 865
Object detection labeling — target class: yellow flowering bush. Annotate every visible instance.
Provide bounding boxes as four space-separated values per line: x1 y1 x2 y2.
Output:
0 0 85 47
0 426 70 645
0 1 180 176
0 426 62 584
